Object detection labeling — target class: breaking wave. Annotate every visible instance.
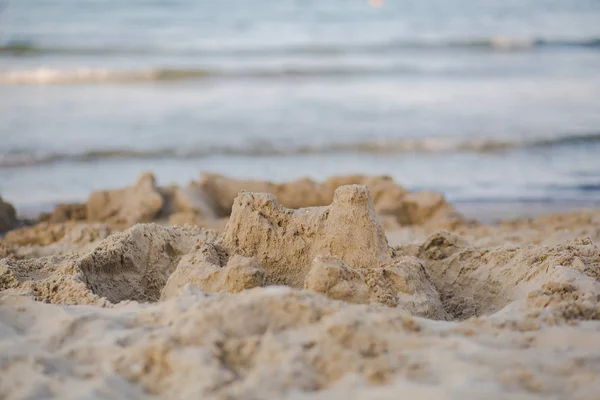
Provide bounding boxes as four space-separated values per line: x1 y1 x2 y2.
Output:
0 65 420 85
0 68 212 85
2 132 600 167
2 34 598 85
1 36 599 57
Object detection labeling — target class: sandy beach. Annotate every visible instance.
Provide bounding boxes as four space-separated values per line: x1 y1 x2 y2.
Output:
1 173 599 399
2 1 600 398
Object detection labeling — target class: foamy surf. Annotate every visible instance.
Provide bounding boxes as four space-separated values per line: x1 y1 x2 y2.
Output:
1 36 599 57
0 68 213 85
2 133 599 167
0 66 408 85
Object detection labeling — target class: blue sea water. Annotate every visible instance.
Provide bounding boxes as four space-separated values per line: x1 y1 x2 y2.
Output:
1 0 600 214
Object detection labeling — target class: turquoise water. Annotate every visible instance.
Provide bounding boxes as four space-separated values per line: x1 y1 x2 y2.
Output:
1 0 600 212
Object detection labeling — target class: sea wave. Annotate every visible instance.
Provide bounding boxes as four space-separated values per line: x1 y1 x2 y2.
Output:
3 34 598 85
2 133 599 168
0 65 421 85
0 68 211 85
1 36 599 57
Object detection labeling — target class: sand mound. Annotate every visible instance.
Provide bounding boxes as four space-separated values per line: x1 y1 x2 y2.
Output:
2 283 600 399
0 196 17 233
1 185 447 318
0 253 109 306
26 172 462 234
467 209 600 247
197 172 462 227
160 185 447 319
77 224 217 303
160 181 218 219
39 203 87 223
3 221 74 247
2 221 112 248
4 223 113 260
87 172 164 225
222 185 392 287
161 243 265 299
4 184 598 324
387 208 600 253
3 176 600 399
1 224 217 305
419 231 600 319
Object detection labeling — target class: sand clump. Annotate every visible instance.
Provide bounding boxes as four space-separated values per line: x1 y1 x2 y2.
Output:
160 181 219 220
1 178 600 399
222 186 392 286
304 255 371 304
417 231 600 319
2 284 600 399
38 203 87 223
3 222 88 247
2 223 113 260
387 208 600 250
196 172 463 227
0 222 116 262
2 185 448 316
1 224 217 306
161 185 448 319
0 254 109 306
86 172 164 225
0 196 17 233
161 244 265 299
77 224 215 303
24 172 463 234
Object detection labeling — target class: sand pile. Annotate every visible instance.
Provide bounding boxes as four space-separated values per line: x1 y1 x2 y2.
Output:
2 282 600 399
162 185 447 319
38 203 88 224
1 224 217 305
466 209 600 247
1 222 113 260
389 208 600 248
2 186 447 318
86 172 165 226
1 180 600 399
9 172 462 236
0 196 17 233
193 172 462 227
417 231 600 319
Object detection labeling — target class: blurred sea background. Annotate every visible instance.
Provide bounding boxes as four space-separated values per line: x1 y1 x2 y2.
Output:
1 0 600 218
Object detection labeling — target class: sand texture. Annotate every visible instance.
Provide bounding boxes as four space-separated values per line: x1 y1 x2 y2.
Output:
0 196 17 233
6 172 462 234
1 174 600 399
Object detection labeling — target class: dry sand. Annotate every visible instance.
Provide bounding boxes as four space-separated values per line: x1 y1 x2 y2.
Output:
1 173 600 399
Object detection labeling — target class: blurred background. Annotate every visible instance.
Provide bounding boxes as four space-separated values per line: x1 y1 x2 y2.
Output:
1 0 600 218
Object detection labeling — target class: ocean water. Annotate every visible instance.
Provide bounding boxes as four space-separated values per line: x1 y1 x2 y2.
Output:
1 0 600 215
